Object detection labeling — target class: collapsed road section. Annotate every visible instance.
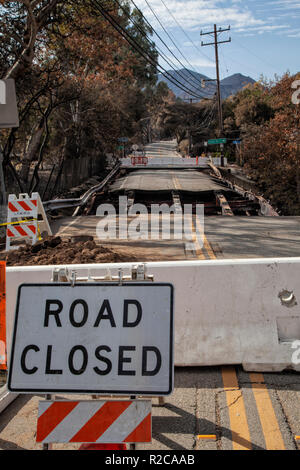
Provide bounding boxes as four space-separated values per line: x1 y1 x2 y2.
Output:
36 141 299 264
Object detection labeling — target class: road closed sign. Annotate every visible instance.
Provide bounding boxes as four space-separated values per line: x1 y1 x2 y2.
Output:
8 283 174 395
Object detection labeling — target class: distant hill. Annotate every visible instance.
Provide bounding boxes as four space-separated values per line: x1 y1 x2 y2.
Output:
157 69 255 101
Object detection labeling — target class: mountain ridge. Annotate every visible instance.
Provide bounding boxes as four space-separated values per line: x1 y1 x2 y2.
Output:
158 69 255 100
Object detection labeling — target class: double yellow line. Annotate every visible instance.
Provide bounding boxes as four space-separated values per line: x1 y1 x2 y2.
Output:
191 214 286 451
222 368 285 450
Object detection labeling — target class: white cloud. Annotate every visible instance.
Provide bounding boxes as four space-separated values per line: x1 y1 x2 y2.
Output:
132 0 297 38
133 0 266 31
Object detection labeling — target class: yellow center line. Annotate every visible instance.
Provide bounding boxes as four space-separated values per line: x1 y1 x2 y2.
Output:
171 174 215 261
249 373 285 450
172 172 181 191
194 215 216 260
190 216 206 260
172 172 206 260
194 204 251 451
222 367 252 450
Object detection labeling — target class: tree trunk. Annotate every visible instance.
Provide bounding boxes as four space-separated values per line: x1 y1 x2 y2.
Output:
19 118 45 184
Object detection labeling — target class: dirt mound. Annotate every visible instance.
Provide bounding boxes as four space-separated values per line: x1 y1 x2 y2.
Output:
0 236 137 266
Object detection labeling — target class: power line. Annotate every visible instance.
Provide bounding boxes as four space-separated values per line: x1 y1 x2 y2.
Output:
217 0 278 74
140 0 212 96
90 0 205 99
157 0 213 64
234 40 278 73
128 0 213 99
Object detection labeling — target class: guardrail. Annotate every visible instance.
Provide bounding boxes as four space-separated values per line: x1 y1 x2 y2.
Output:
43 163 121 214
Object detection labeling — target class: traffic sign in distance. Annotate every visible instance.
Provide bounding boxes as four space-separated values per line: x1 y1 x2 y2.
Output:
208 138 227 145
8 283 174 395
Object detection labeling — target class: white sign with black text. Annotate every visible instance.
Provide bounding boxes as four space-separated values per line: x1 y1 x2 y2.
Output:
8 283 174 395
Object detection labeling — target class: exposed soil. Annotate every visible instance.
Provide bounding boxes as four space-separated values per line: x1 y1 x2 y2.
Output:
0 236 138 266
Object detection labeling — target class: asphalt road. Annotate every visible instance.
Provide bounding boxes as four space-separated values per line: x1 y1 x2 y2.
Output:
143 140 180 159
51 215 300 260
109 169 229 193
1 140 300 451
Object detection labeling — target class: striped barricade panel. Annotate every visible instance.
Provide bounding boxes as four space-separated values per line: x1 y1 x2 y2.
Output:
131 156 148 166
8 198 38 218
36 400 152 444
5 193 47 251
6 223 37 239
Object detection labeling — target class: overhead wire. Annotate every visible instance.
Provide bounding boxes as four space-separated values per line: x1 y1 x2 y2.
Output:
90 0 206 99
217 0 278 75
115 0 210 97
157 0 213 65
128 0 213 98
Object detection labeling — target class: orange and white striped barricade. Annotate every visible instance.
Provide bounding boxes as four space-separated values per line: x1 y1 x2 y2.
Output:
6 193 52 251
36 400 152 446
131 156 148 166
0 262 6 371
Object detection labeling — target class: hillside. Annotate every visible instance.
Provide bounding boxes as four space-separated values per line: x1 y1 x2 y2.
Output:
158 69 255 100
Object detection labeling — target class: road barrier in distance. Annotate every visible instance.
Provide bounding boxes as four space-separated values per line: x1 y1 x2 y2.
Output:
131 156 148 166
122 157 227 168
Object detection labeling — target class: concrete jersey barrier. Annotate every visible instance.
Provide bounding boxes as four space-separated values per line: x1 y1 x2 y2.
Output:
5 258 300 373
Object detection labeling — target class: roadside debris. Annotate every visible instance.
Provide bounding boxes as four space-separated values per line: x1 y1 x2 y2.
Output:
0 236 137 266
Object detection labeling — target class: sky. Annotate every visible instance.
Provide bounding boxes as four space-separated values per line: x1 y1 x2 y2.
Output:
133 0 300 81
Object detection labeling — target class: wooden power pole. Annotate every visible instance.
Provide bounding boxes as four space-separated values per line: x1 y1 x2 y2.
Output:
200 25 231 136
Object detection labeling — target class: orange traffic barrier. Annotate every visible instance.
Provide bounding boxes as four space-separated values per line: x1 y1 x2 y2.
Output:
79 443 127 450
131 156 148 166
0 262 6 371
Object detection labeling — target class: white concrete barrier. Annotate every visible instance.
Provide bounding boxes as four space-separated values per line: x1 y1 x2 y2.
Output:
5 258 300 372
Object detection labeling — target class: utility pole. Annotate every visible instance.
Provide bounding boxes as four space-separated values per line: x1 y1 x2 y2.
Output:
200 25 231 136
